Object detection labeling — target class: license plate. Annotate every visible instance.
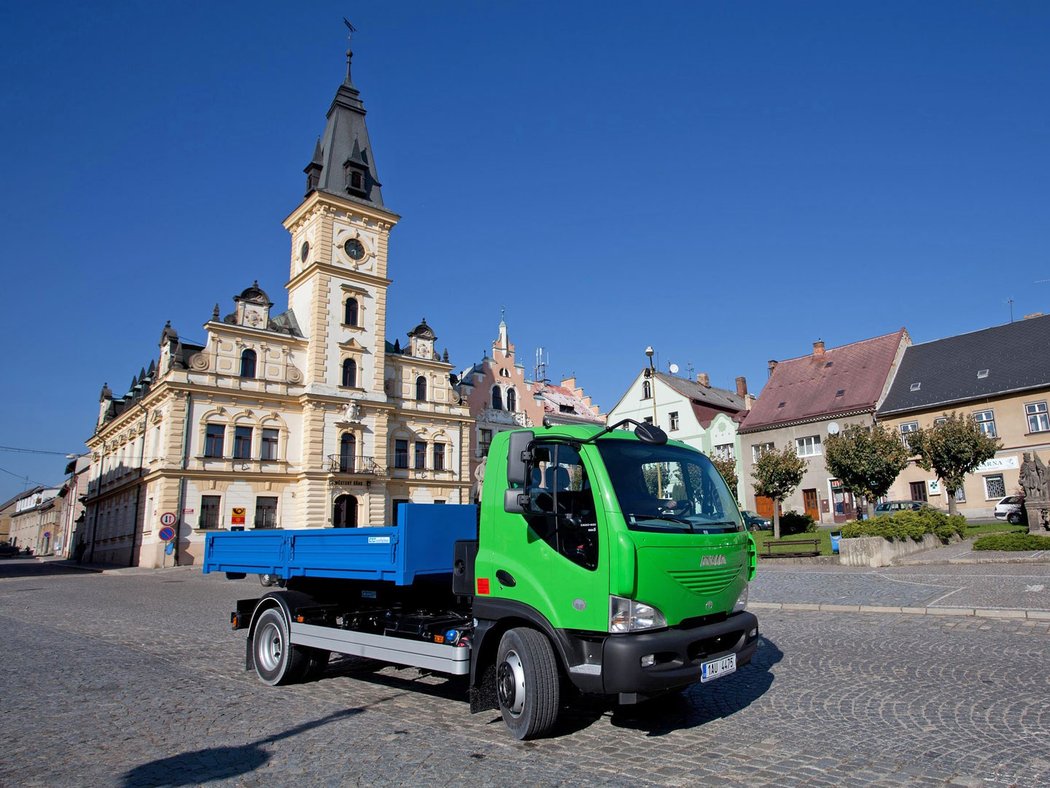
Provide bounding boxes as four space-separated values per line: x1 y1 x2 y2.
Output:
700 653 736 683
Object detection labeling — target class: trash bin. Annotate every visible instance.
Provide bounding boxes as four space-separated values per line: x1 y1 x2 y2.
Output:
830 530 842 554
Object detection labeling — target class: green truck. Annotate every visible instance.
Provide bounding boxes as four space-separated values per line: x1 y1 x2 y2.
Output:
204 420 759 739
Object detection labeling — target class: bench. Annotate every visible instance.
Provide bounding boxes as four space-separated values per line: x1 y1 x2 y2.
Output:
759 538 821 558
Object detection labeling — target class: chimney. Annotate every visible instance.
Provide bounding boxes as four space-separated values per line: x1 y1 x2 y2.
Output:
696 372 710 388
735 376 748 398
1023 312 1044 320
767 359 778 377
813 339 825 357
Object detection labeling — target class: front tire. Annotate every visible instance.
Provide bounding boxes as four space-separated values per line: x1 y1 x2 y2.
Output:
1008 512 1022 525
496 628 560 740
252 607 309 686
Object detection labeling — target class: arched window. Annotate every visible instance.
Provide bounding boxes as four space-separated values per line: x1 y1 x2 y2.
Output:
344 297 359 326
339 433 356 473
240 349 257 379
333 494 357 528
642 380 651 399
506 388 517 412
415 375 427 401
491 386 503 410
342 358 357 388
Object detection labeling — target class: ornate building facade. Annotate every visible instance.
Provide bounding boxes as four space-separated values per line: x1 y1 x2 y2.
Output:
82 51 471 568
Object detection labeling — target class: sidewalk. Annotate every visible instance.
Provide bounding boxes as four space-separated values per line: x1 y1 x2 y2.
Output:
894 537 1050 565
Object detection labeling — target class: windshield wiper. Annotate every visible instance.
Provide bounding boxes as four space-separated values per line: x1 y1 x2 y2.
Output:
629 514 696 532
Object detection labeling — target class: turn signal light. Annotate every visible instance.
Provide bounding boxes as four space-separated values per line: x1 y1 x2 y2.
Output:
230 613 240 629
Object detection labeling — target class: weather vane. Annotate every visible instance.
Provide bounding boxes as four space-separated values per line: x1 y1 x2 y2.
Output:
343 18 357 82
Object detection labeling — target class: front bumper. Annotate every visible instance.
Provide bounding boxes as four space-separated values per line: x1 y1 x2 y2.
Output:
601 610 759 696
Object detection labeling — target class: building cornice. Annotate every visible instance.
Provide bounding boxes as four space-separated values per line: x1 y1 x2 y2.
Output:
285 259 392 293
204 320 308 345
282 191 400 232
738 406 874 435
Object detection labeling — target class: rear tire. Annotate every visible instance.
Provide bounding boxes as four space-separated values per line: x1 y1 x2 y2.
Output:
252 607 309 686
496 628 560 740
1008 512 1022 525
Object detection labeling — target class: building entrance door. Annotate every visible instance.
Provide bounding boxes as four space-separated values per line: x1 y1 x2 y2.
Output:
802 489 820 522
909 481 928 502
333 494 358 528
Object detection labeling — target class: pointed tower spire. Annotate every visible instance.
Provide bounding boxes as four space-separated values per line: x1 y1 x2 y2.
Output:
304 27 384 207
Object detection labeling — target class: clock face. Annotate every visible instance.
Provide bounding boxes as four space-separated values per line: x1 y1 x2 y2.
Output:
344 238 365 261
300 241 310 262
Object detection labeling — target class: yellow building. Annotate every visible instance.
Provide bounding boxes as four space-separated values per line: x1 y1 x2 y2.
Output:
877 315 1050 518
83 51 471 568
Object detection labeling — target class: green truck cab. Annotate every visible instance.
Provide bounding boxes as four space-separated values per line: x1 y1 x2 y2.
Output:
469 421 759 736
205 420 759 740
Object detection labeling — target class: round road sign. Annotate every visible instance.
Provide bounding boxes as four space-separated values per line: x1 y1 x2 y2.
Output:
160 512 177 527
158 526 176 542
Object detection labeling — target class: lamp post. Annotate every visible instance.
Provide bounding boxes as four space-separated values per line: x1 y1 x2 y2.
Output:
644 346 663 498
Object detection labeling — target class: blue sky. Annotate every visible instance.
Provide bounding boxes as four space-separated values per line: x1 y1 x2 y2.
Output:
1 1 1047 501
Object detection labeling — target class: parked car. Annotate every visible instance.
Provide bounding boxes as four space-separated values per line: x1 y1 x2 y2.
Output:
994 495 1026 525
740 510 771 530
874 500 942 516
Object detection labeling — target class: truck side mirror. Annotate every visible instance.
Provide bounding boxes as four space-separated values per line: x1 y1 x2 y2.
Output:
504 488 526 514
506 431 533 487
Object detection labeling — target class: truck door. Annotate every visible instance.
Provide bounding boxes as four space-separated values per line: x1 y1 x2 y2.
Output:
506 442 607 632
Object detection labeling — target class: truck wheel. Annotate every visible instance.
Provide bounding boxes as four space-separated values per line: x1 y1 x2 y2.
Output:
253 608 308 686
496 628 560 740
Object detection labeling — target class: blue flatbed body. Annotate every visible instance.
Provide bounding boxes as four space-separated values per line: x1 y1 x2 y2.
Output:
202 503 477 585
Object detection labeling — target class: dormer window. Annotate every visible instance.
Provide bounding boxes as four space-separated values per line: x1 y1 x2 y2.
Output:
910 382 921 392
344 160 369 197
977 369 989 379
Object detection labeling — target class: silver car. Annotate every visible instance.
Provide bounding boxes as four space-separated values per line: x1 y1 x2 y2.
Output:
994 495 1026 525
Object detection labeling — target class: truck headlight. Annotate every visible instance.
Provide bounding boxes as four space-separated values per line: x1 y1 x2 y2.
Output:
609 596 667 633
733 583 749 613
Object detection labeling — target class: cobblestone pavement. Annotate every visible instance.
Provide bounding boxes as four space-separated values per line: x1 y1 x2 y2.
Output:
2 562 1049 786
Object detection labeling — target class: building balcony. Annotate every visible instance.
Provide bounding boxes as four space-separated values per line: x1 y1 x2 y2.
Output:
326 455 386 476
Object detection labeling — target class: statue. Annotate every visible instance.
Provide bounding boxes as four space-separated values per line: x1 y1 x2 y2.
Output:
1019 451 1050 534
1020 453 1041 500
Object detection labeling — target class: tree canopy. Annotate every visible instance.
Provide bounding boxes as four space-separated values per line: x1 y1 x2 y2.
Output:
824 424 910 518
710 455 739 501
752 445 807 538
908 412 1001 515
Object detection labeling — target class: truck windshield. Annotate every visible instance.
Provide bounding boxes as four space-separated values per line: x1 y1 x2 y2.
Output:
596 440 743 535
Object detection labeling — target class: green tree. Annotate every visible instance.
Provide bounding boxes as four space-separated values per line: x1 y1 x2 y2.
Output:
824 424 910 519
709 455 739 501
908 412 1001 516
752 445 807 538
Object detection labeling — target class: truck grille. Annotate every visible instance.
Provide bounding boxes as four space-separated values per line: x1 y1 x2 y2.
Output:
667 566 741 595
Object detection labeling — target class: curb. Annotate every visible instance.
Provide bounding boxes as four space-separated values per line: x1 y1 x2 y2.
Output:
750 601 1050 621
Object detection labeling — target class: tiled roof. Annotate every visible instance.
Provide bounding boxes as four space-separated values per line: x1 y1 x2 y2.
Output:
878 314 1050 416
740 329 907 433
658 372 746 414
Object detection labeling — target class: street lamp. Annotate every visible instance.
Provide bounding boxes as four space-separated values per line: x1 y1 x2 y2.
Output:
644 346 663 498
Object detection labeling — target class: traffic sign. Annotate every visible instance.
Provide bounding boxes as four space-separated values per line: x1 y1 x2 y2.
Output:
160 512 177 527
158 526 176 542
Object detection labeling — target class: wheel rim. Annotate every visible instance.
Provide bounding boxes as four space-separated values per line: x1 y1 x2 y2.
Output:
497 650 526 716
257 621 283 672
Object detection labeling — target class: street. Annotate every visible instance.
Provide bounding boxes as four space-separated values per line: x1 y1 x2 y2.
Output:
2 558 1048 787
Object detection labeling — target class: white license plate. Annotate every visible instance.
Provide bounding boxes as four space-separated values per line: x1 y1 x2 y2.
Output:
700 653 736 683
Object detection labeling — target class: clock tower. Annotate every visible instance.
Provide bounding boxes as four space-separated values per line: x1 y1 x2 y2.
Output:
282 48 401 526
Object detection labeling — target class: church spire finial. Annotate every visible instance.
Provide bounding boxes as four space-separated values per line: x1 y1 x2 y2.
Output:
343 18 357 84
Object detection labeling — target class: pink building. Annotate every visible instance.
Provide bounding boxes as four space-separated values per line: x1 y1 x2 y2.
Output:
456 319 603 501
